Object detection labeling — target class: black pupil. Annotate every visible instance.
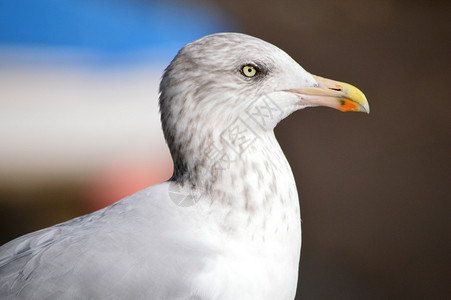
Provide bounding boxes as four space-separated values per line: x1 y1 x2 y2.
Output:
247 67 252 73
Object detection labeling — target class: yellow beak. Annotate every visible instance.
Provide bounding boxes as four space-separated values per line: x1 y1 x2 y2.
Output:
287 75 370 113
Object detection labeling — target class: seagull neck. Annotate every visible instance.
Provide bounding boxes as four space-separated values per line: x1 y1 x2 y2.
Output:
172 130 298 210
168 128 301 248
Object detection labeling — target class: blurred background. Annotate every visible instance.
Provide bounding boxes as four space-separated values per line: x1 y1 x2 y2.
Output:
0 0 449 298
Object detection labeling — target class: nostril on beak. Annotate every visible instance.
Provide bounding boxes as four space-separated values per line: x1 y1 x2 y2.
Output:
329 87 343 92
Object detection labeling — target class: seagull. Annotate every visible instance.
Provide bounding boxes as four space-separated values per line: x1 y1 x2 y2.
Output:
0 33 369 299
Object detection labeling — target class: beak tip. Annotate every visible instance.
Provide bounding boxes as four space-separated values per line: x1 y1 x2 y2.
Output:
361 104 370 114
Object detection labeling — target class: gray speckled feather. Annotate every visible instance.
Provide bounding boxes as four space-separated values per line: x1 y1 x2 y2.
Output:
0 32 369 299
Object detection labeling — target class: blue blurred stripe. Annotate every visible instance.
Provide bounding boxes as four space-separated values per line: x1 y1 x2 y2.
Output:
0 0 230 62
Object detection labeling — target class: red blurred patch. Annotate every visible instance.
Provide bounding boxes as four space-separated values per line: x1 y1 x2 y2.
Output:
81 158 172 212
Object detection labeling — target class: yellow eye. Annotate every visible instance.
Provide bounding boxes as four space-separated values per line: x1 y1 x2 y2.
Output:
241 64 259 77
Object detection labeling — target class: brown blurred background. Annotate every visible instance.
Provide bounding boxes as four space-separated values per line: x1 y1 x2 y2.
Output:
0 0 449 299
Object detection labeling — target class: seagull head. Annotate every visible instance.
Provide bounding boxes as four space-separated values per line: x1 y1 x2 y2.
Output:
159 33 369 182
160 32 368 131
